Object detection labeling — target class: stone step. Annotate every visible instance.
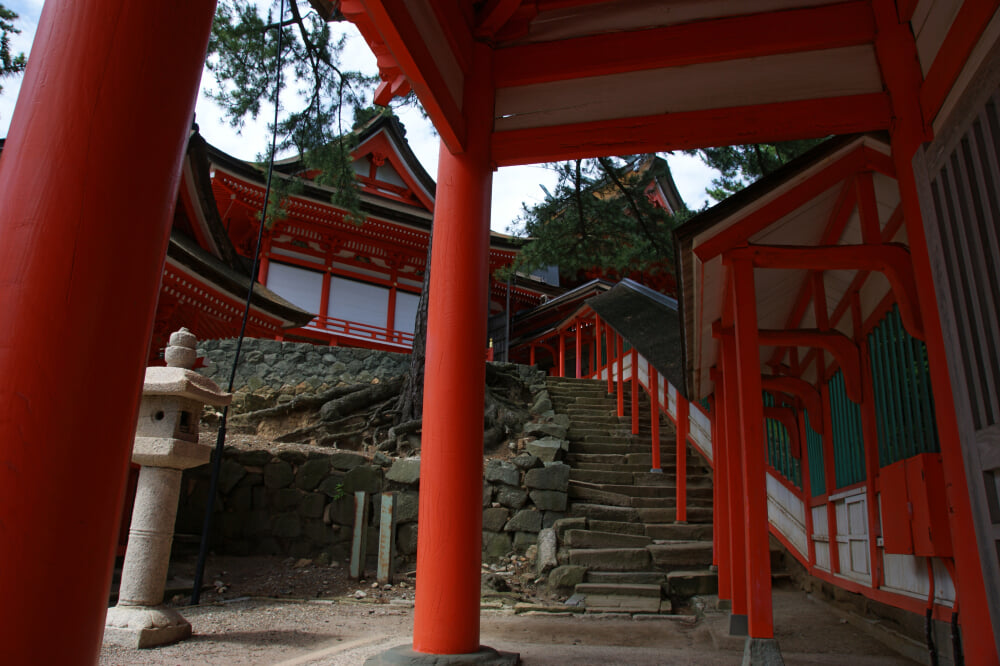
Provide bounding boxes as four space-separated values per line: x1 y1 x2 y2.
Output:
569 469 635 485
575 582 662 598
645 523 714 541
583 595 664 614
570 442 650 455
564 529 653 549
568 483 633 507
584 571 666 586
635 472 712 485
568 547 651 571
588 519 646 536
630 496 678 509
597 484 674 498
666 570 719 597
567 503 640 523
545 378 606 387
647 542 714 569
634 507 714 524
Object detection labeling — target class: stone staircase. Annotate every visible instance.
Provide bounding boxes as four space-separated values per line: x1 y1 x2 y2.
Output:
546 376 718 615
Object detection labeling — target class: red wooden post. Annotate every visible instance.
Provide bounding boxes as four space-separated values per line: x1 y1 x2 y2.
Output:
820 381 842 574
529 344 536 367
605 323 615 395
721 330 749 631
258 236 271 284
575 320 582 379
412 43 493 656
650 366 661 472
631 349 640 435
558 331 566 378
594 316 601 380
711 371 733 603
798 405 817 567
676 395 689 523
0 1 217 661
728 257 775 639
853 294 883 588
616 334 625 417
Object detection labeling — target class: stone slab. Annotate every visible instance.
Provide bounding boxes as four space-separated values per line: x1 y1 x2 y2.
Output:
364 644 519 665
742 637 785 666
104 606 192 649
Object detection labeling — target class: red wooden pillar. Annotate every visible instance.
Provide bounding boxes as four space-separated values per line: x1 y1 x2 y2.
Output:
558 332 566 378
676 395 689 523
529 344 536 367
728 257 775 639
412 43 494 656
258 234 271 284
594 315 602 380
721 331 749 631
0 1 217 662
605 324 615 395
820 381 842 574
575 321 582 379
853 294 883 588
712 369 733 603
798 406 817 567
650 366 661 472
616 335 625 417
631 350 640 435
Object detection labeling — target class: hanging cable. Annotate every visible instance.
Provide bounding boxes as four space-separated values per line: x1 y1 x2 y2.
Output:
191 0 286 605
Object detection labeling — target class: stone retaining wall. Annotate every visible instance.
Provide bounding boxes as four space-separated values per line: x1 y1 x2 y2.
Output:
196 339 410 413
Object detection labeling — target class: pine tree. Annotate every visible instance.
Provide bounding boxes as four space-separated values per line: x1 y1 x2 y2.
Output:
685 140 824 202
0 4 27 95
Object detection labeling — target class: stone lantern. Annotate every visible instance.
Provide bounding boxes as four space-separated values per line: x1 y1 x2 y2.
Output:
104 328 231 649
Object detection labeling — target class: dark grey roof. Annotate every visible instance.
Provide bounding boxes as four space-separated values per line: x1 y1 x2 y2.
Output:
585 279 686 398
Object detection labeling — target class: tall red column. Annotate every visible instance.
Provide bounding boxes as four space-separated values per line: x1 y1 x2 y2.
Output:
616 335 625 417
575 322 582 379
0 2 216 663
728 258 775 639
721 332 749 631
605 324 615 394
712 370 733 603
558 332 566 378
650 366 661 472
412 43 494 656
676 396 689 523
631 350 640 434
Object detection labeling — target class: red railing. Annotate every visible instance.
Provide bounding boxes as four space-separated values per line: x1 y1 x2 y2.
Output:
304 315 415 348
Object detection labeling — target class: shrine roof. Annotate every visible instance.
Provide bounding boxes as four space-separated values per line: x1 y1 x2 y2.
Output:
586 279 684 397
331 0 993 165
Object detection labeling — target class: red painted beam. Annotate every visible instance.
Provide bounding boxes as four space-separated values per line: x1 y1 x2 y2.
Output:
491 94 892 167
494 1 875 88
697 148 868 261
762 376 824 433
350 0 466 152
729 243 923 339
757 329 863 404
920 0 1000 127
475 0 522 37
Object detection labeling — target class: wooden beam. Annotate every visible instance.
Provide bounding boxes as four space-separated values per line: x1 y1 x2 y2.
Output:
696 148 869 261
757 329 863 404
474 0 522 38
729 243 923 339
353 0 466 151
762 376 824 433
920 0 1000 125
763 406 801 458
491 94 892 167
494 2 874 88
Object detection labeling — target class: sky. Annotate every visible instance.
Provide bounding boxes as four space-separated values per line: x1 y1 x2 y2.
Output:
0 0 718 232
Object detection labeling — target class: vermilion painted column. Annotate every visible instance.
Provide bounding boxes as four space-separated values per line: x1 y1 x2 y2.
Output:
616 335 625 418
605 324 615 395
676 396 689 523
0 1 217 662
798 405 817 567
852 294 883 589
594 316 602 380
722 332 749 631
728 258 775 639
412 43 494 656
650 366 661 472
631 350 640 435
558 332 566 378
530 345 536 367
575 321 583 379
712 370 732 603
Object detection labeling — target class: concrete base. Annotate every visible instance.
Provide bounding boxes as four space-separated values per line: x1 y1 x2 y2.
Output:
741 637 784 665
729 613 748 636
104 605 192 649
364 644 520 665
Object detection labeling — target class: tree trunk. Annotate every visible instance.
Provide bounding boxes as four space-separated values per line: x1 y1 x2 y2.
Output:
395 220 433 424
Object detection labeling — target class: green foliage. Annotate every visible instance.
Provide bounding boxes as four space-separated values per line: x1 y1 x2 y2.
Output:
0 4 26 95
508 155 688 284
205 0 379 220
685 140 824 201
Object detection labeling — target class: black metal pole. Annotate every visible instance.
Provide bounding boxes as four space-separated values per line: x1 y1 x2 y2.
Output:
191 0 286 604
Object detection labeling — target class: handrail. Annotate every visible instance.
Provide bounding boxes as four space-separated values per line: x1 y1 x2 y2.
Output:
304 314 415 347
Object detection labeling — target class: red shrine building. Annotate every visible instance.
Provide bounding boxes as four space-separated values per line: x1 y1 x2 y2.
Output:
4 1 1000 665
156 115 560 358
